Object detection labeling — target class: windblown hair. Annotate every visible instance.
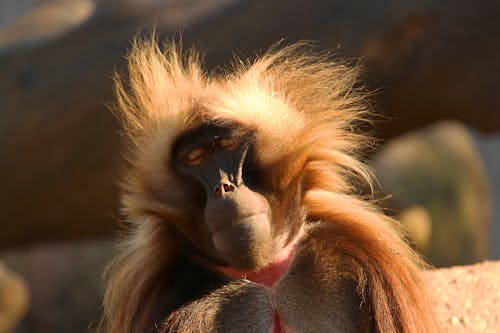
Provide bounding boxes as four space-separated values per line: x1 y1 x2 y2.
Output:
100 39 436 333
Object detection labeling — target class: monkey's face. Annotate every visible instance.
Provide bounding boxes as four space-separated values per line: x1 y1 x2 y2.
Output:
168 116 304 270
120 82 307 272
116 43 352 272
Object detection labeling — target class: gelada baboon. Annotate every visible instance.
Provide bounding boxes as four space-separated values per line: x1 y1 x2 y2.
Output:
99 39 437 333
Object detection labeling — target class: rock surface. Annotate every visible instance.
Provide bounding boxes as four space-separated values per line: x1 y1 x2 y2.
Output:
426 261 500 333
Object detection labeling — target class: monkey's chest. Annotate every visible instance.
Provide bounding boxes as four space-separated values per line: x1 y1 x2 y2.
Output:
216 240 298 333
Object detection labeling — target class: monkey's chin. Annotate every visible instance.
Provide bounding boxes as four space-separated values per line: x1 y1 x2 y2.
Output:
211 213 272 271
215 230 303 287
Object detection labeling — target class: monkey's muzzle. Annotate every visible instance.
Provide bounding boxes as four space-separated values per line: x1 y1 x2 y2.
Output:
204 185 273 270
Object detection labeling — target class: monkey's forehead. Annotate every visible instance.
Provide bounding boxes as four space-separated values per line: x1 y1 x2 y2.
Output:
205 79 305 134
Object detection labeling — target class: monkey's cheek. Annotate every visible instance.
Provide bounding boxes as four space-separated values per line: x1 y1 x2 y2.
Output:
212 213 272 270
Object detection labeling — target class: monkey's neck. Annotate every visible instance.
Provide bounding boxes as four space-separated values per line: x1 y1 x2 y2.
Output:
216 232 302 287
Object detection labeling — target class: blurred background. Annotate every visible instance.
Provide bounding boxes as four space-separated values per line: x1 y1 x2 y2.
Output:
0 0 499 332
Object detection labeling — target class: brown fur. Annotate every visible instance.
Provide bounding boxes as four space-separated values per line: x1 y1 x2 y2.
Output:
99 39 438 332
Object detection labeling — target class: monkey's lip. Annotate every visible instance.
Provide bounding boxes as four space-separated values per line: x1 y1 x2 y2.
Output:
208 211 268 234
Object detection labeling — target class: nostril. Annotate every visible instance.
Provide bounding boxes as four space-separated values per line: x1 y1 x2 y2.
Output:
223 183 234 192
214 186 222 197
213 183 235 197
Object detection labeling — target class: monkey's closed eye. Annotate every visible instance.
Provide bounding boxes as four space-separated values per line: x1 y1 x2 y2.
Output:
217 138 238 150
183 148 205 165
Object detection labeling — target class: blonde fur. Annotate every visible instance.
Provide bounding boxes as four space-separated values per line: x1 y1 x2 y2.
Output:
100 38 437 333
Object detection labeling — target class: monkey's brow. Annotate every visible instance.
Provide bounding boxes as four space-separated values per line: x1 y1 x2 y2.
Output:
172 120 245 156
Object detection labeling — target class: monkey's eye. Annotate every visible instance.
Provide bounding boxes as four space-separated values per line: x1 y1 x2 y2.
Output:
183 148 205 165
217 138 238 150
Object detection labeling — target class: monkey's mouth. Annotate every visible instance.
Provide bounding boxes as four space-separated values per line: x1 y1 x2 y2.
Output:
215 230 303 287
209 211 272 270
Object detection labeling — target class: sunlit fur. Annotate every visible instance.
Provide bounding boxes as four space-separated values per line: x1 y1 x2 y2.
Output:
99 39 437 332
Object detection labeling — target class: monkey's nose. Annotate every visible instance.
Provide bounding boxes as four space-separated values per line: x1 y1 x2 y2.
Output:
213 183 235 197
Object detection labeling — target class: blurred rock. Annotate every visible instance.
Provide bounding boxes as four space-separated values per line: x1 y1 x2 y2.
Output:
398 204 432 252
0 0 38 26
0 241 114 333
425 261 500 332
372 121 492 267
0 262 29 333
0 0 95 50
0 0 499 248
470 131 500 260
